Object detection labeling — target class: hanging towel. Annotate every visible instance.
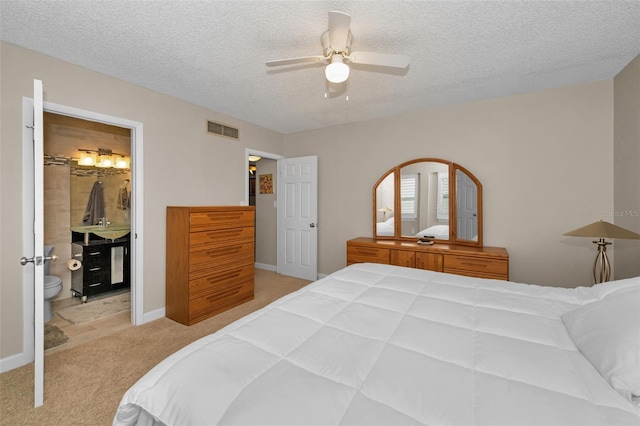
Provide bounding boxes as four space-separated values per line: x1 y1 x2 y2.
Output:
117 187 129 210
82 181 105 225
111 246 124 284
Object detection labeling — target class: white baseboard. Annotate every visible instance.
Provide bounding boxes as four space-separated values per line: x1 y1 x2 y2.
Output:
142 307 166 324
0 352 31 373
255 262 276 272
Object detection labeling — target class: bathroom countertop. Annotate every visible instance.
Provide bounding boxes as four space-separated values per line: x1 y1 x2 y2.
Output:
73 237 129 246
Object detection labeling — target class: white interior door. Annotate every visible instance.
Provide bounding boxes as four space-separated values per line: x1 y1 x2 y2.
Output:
277 156 318 281
456 169 478 240
21 79 45 407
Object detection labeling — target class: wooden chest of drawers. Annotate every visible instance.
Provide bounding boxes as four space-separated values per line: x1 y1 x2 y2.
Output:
166 206 255 325
347 237 509 280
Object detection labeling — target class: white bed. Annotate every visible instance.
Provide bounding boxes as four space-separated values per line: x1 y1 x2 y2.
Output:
415 224 449 239
376 218 450 240
114 263 640 426
376 217 395 236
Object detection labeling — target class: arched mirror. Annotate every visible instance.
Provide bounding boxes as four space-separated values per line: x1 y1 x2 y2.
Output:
373 158 483 246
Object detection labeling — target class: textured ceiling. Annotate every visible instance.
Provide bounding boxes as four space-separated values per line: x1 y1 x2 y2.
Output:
1 1 639 134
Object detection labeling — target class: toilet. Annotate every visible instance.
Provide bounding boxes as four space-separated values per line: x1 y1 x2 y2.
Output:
43 245 63 322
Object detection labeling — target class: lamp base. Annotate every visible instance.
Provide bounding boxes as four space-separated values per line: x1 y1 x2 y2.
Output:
592 238 611 284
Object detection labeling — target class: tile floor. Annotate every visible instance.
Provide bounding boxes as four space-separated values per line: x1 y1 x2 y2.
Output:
46 290 132 355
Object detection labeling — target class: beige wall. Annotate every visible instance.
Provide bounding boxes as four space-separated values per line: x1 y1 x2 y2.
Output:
613 55 640 279
0 42 284 359
283 80 615 287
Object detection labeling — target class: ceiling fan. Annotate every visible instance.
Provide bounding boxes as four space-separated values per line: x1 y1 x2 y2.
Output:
266 11 410 84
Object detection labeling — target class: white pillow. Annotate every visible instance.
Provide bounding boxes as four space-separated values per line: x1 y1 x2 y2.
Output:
562 285 640 403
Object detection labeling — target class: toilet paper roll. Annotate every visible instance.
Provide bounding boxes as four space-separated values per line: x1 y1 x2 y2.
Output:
66 259 82 271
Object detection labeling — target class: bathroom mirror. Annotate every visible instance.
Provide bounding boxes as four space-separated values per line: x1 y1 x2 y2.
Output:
373 158 483 246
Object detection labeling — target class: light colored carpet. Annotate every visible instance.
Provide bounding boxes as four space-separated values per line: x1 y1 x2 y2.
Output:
57 292 130 324
0 270 311 426
43 324 69 350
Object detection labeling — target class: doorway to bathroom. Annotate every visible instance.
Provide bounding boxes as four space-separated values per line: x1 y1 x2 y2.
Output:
43 112 133 351
21 90 144 406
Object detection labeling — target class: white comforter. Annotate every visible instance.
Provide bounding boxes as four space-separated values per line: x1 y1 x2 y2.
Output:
114 263 640 426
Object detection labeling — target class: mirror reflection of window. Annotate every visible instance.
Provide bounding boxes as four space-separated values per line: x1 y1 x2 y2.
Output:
436 172 449 222
401 174 418 219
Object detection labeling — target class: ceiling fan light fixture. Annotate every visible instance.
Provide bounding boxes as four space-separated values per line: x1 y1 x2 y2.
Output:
325 55 349 83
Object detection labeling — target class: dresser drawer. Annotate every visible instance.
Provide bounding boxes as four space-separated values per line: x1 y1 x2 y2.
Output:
82 270 111 295
190 227 254 247
389 250 415 268
190 210 255 231
444 254 508 278
189 277 254 323
189 242 254 272
189 264 254 296
347 244 390 264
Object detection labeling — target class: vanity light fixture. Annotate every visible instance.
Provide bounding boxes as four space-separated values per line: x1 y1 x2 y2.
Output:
563 219 640 283
77 148 130 169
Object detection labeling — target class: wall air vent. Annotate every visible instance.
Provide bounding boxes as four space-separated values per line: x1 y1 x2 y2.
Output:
207 120 239 140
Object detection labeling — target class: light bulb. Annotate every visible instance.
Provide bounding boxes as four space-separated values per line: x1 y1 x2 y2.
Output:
115 156 130 169
325 55 349 83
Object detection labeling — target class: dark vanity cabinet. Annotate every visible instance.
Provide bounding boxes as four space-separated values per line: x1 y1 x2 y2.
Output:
71 238 130 299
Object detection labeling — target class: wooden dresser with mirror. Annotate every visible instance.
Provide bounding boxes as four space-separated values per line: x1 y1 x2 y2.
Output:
347 158 509 280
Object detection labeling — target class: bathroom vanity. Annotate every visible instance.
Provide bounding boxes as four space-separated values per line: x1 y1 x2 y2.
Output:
71 231 130 301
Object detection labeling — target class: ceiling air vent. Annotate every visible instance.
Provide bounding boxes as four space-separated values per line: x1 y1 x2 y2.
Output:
207 120 239 140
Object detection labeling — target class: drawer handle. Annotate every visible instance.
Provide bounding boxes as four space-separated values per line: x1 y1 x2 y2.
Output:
207 270 243 283
89 282 102 287
460 261 489 268
88 252 101 256
205 285 242 301
89 267 101 272
357 249 381 255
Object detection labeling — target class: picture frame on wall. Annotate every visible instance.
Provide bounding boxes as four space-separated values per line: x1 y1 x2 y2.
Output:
259 174 273 194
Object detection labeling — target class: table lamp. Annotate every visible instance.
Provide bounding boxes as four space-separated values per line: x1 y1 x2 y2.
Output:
378 206 392 221
563 219 640 283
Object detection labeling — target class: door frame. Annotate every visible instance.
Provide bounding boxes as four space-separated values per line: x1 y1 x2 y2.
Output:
245 149 284 271
19 98 144 369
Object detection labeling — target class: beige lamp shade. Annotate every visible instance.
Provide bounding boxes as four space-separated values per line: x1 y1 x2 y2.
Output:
378 206 392 213
563 220 640 284
563 220 640 239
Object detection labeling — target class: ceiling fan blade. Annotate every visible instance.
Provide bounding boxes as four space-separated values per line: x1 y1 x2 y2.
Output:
265 55 327 67
328 11 351 51
347 51 411 69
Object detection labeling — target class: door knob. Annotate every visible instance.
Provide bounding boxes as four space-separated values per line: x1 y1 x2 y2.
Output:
20 256 34 266
310 223 318 228
20 254 55 266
